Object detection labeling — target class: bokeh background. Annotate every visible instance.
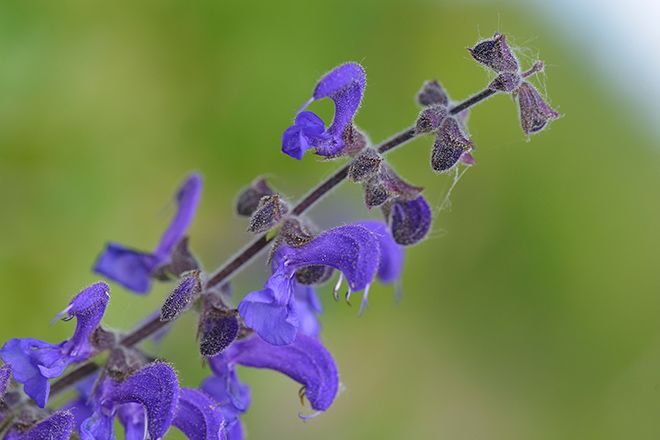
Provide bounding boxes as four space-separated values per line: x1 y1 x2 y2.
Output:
1 0 659 439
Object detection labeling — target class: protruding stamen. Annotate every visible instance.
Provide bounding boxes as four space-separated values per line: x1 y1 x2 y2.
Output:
298 386 306 407
358 285 370 316
344 290 352 306
332 273 344 302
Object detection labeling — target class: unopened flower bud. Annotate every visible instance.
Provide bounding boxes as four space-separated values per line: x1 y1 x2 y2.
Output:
160 271 202 322
364 177 390 209
431 117 474 173
247 194 289 233
415 105 448 134
295 265 334 285
516 81 560 135
468 33 519 73
348 148 383 182
236 178 274 217
386 195 432 246
198 296 239 357
488 72 522 93
416 80 449 107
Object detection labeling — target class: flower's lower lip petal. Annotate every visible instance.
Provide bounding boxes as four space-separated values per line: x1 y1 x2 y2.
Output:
223 334 339 412
238 288 299 346
172 388 225 440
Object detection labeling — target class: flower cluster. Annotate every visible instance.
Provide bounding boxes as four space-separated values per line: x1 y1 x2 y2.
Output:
0 33 558 439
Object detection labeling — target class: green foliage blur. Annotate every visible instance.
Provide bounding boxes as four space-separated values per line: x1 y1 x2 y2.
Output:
0 1 658 439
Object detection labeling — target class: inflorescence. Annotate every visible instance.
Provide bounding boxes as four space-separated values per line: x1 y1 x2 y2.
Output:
0 33 559 439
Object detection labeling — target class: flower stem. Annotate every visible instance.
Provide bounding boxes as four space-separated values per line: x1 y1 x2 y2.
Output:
42 85 498 401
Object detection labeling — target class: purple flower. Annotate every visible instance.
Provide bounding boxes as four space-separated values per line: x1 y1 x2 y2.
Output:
387 195 432 246
516 81 560 135
94 173 202 294
206 333 338 421
238 224 380 345
4 411 74 440
0 282 110 407
282 63 366 159
80 362 179 440
172 388 225 440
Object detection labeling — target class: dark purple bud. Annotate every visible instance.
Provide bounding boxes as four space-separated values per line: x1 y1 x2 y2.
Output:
198 297 239 357
364 177 390 209
295 265 334 285
380 164 424 200
416 80 449 107
247 194 289 233
348 148 382 182
160 270 202 322
279 217 315 248
415 105 449 134
517 81 560 135
488 72 522 93
432 117 474 172
468 33 519 72
236 178 274 217
387 196 432 246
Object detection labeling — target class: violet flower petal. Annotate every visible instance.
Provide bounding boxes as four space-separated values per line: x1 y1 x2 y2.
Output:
172 388 225 440
18 411 74 440
222 334 339 412
94 174 202 294
281 111 329 160
109 362 179 440
202 361 250 416
282 224 380 292
118 403 147 440
238 272 299 346
294 284 322 338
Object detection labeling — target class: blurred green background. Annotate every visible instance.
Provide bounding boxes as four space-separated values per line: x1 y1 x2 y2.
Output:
1 0 659 439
